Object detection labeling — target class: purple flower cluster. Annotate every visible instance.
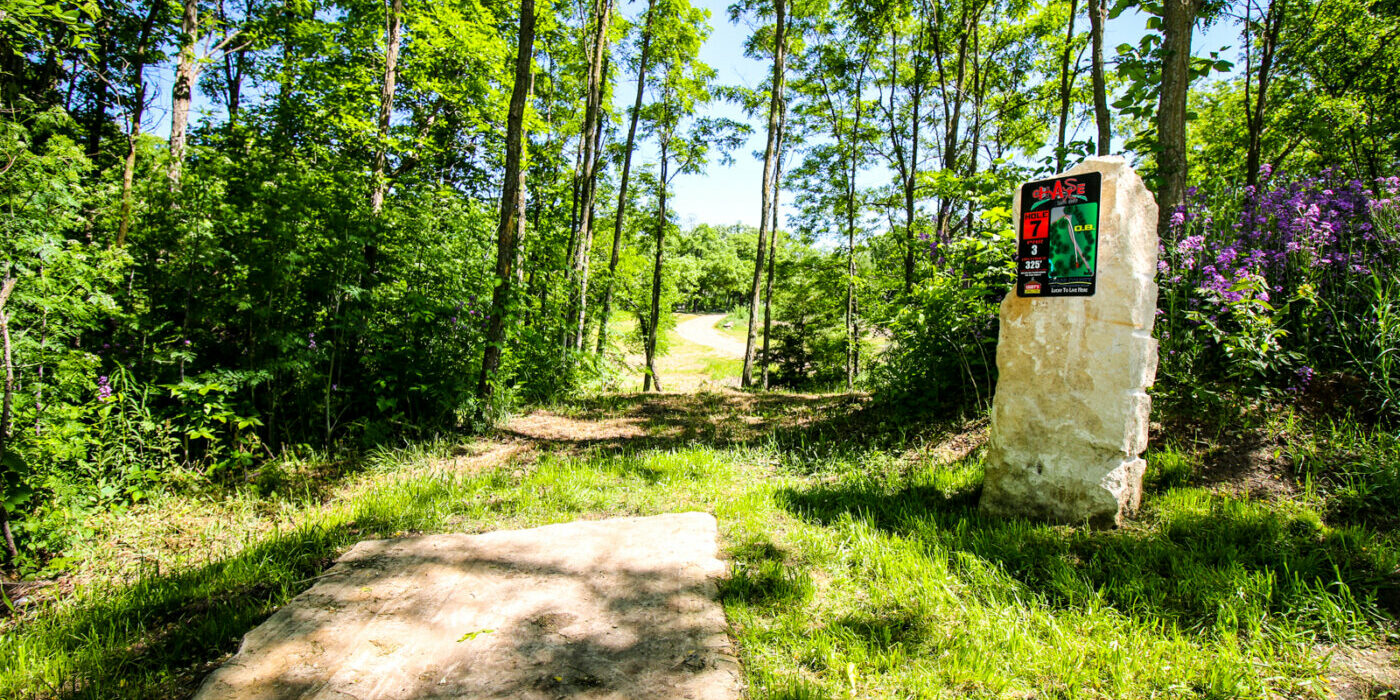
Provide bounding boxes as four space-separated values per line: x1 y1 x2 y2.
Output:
97 375 113 402
1157 168 1400 387
1295 364 1315 389
1161 170 1400 305
451 295 491 331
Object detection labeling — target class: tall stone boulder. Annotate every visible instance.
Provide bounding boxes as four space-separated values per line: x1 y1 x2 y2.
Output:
979 156 1160 527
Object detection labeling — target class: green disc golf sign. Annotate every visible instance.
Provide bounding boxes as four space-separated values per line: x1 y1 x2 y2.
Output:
1016 172 1101 297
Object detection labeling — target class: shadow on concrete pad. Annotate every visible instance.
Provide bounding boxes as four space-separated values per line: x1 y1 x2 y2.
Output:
194 512 741 700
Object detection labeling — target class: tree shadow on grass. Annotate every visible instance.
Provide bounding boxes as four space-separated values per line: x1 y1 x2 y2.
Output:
515 391 975 472
777 475 1400 640
5 525 349 698
9 505 742 699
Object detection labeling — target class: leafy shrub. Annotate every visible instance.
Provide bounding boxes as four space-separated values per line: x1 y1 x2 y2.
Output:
763 248 850 390
870 225 1014 411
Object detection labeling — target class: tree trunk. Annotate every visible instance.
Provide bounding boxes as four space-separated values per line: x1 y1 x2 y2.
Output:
116 0 163 247
1156 0 1197 238
218 0 244 121
742 0 786 388
644 139 669 393
760 96 786 390
1088 0 1111 155
1244 0 1285 189
477 0 536 407
597 0 656 356
932 4 973 258
569 0 613 350
370 0 404 216
0 278 18 563
964 20 984 233
845 59 867 391
903 14 927 292
168 0 200 186
1056 0 1079 172
903 77 919 292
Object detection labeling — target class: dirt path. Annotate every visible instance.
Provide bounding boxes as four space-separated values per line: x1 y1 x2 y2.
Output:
675 313 746 359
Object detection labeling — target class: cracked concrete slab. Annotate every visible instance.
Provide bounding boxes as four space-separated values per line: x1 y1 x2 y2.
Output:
194 512 741 700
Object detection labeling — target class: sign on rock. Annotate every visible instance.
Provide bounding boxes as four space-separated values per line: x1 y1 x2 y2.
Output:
1017 172 1101 297
980 157 1159 528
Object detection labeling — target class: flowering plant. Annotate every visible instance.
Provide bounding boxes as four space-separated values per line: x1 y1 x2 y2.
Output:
1156 169 1400 404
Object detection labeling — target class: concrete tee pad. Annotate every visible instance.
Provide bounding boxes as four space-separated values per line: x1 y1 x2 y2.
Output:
195 512 741 700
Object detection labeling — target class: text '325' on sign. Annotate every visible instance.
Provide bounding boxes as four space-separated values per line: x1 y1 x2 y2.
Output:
1016 172 1101 298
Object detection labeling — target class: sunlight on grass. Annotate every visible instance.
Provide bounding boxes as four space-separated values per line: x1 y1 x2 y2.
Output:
2 401 1396 698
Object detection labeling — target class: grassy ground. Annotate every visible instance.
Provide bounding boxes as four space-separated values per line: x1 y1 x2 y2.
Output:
2 391 1399 698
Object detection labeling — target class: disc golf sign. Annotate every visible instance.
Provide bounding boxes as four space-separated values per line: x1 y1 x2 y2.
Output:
1016 172 1101 297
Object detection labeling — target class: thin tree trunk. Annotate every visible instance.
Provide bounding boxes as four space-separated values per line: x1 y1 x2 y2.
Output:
760 96 786 390
168 0 199 186
901 13 926 292
852 295 861 378
478 0 536 407
931 3 974 257
845 58 867 391
0 278 18 563
742 0 786 387
370 0 404 216
1088 0 1111 154
1156 0 1198 238
1245 0 1285 189
964 20 984 233
644 139 669 393
116 0 162 247
1056 0 1078 172
904 76 920 290
218 0 244 121
597 0 656 356
571 65 610 350
570 0 613 350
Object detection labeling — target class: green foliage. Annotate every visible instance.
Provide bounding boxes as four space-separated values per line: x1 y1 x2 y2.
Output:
670 223 756 312
869 224 1016 411
764 246 850 390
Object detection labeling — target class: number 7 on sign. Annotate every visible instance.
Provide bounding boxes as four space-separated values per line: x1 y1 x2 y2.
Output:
1023 211 1049 241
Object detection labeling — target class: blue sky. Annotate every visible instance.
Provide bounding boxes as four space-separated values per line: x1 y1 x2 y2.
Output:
630 0 1241 228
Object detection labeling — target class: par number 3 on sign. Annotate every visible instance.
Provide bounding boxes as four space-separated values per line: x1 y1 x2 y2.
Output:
1016 172 1101 297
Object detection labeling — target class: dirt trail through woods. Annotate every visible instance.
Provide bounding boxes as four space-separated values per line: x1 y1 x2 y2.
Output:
675 313 746 359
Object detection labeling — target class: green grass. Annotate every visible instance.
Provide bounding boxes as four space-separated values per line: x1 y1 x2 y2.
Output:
704 355 744 380
2 399 1397 698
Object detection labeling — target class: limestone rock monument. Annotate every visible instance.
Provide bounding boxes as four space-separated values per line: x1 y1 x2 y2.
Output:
979 156 1159 527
